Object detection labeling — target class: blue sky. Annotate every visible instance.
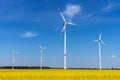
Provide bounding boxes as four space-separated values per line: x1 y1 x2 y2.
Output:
0 0 120 68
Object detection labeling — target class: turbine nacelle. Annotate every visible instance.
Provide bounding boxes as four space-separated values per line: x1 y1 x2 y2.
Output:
12 49 19 56
94 33 106 46
39 45 46 50
59 8 78 33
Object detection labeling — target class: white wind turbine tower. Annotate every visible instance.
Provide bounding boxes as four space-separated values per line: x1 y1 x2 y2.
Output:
94 33 106 70
12 49 18 69
58 8 77 70
39 45 46 69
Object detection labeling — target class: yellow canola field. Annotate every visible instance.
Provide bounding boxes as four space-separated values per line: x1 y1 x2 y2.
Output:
0 69 120 80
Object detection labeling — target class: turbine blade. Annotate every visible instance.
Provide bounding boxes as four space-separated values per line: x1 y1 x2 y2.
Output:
94 40 98 42
39 45 42 49
16 52 19 54
58 8 66 22
67 22 76 26
101 40 106 46
12 49 15 53
43 47 46 50
99 33 102 40
62 24 66 32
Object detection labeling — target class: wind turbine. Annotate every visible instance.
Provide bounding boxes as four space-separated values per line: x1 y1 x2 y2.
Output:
94 33 106 70
12 49 18 69
58 8 77 70
39 45 46 69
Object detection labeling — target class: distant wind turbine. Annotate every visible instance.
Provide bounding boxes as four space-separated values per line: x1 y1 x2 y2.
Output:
94 33 106 70
58 8 78 70
39 45 46 69
12 49 18 69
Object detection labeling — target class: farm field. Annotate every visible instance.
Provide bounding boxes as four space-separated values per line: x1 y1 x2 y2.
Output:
0 69 120 80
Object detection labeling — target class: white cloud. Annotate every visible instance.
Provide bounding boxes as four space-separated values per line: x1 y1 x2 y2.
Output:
101 3 120 12
111 55 116 58
108 54 116 59
21 32 37 38
64 4 81 18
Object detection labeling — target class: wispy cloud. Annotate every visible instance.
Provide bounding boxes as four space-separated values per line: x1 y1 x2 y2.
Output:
108 54 116 59
84 13 94 18
111 55 116 58
21 32 37 38
88 13 94 17
101 3 120 13
64 4 81 18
